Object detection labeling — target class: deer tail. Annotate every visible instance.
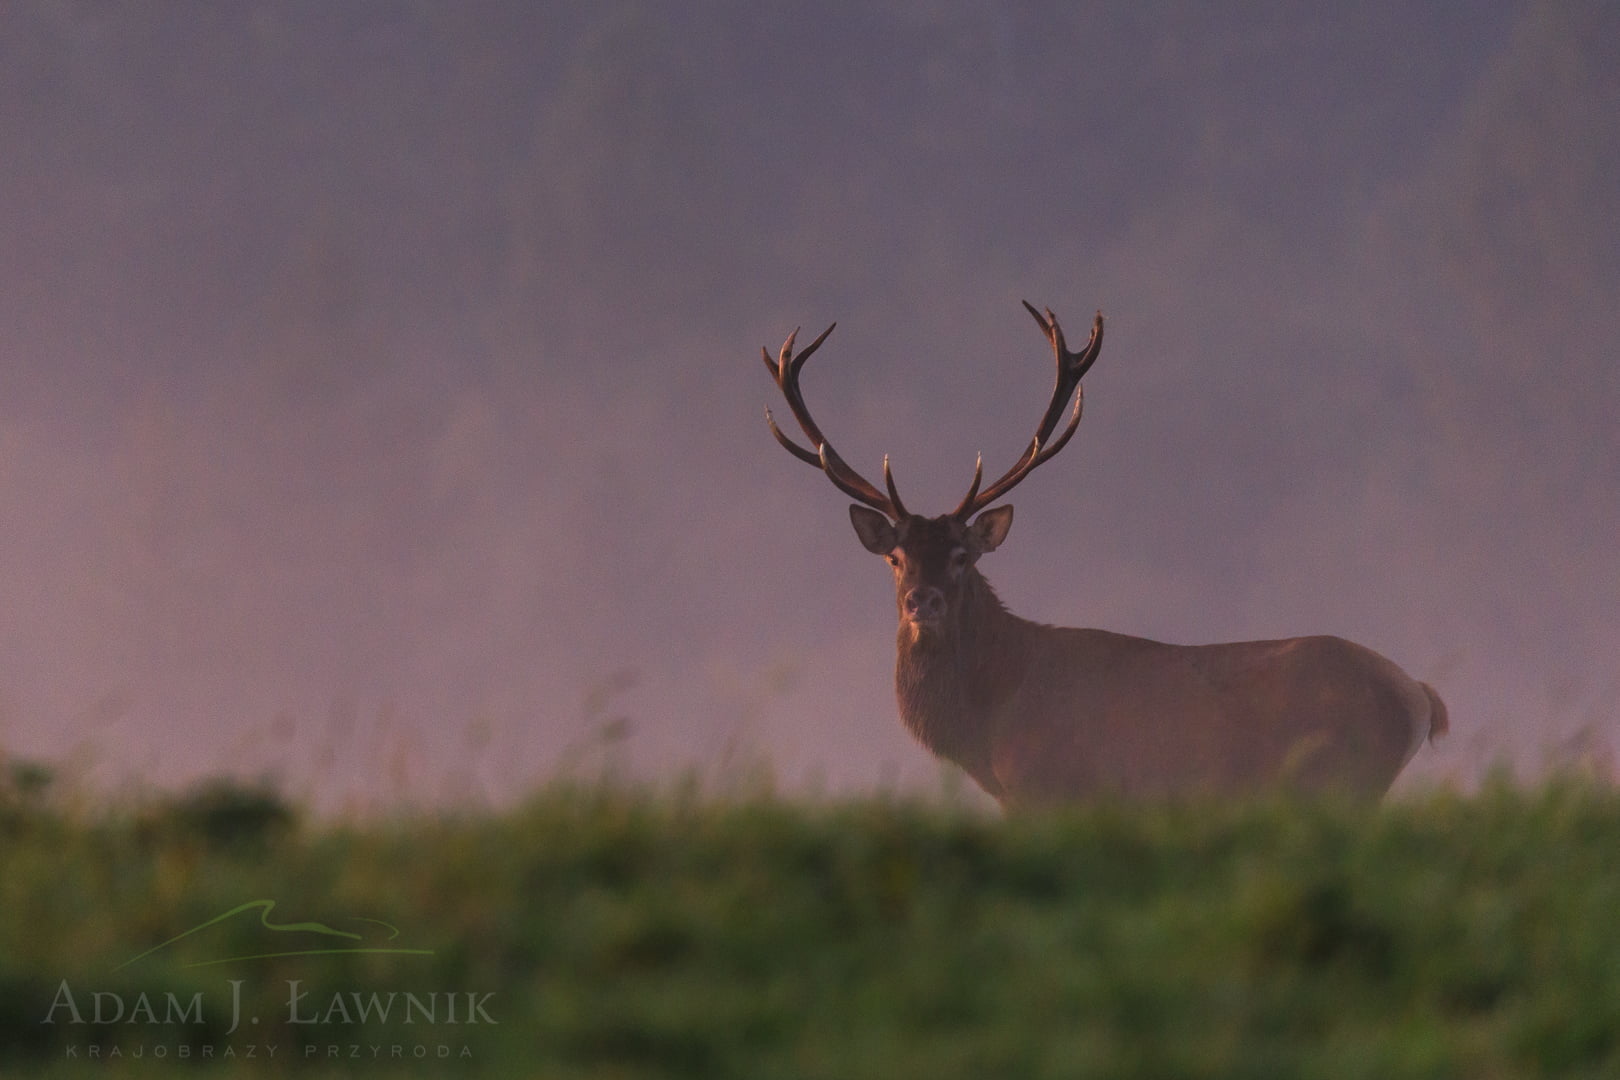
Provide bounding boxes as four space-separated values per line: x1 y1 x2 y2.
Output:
1421 682 1449 744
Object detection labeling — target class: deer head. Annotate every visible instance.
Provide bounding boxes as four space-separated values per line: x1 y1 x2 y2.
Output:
845 506 1012 638
761 302 1103 636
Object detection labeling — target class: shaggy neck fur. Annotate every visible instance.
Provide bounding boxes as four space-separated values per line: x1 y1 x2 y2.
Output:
893 567 1031 793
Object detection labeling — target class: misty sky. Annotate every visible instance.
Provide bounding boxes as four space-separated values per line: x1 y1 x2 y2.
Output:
2 3 1616 807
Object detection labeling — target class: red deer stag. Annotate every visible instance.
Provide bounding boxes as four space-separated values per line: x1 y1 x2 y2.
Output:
761 303 1447 806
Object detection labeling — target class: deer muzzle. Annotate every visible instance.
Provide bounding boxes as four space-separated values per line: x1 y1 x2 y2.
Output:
902 585 946 624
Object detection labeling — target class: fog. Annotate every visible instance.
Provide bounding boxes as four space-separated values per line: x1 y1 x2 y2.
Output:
2 3 1615 807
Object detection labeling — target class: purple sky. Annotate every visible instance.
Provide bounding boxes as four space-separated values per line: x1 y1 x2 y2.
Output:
3 3 1616 807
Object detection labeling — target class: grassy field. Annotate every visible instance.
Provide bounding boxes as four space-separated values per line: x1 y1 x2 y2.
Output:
4 774 1620 1078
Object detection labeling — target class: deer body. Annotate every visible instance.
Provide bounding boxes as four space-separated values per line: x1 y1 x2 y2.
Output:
898 573 1440 805
761 303 1446 804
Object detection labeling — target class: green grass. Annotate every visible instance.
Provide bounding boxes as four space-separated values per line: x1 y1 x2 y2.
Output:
5 777 1620 1077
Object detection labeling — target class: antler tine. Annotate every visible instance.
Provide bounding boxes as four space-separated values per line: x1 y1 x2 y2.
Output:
948 453 984 519
761 322 906 519
882 455 909 519
789 322 837 377
764 406 822 467
954 305 1102 520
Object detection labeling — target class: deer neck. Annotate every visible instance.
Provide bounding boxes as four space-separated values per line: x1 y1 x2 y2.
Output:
893 569 1028 783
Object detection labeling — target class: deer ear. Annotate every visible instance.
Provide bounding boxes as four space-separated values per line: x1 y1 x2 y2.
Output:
848 505 896 554
968 505 1014 553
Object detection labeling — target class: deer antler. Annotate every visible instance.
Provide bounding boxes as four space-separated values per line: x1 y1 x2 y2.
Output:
951 304 1103 520
762 325 909 520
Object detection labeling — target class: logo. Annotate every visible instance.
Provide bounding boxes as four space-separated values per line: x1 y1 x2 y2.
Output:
114 899 435 970
41 899 493 1065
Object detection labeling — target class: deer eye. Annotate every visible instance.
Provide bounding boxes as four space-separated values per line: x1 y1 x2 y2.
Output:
949 548 970 571
885 553 901 568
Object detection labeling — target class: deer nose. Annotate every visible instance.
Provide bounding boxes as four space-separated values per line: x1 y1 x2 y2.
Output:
903 586 945 622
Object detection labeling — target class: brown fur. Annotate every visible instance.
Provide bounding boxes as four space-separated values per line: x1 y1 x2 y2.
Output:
856 509 1445 807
